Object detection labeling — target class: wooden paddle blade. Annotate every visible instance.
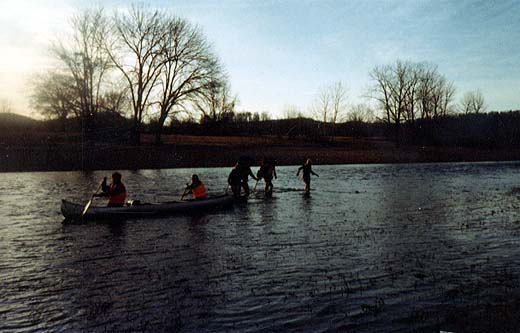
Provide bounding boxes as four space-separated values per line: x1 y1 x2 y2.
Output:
81 199 93 217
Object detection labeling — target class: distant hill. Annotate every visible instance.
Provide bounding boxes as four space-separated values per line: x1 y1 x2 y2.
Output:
0 113 41 130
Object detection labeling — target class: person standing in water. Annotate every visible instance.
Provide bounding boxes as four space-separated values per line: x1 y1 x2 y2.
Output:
228 163 243 198
257 158 277 195
296 159 319 194
238 159 258 196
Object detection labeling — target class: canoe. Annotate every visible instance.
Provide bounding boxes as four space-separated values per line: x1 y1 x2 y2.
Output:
61 195 236 221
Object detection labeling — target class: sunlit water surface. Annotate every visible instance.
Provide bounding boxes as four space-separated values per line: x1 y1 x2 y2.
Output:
1 162 520 332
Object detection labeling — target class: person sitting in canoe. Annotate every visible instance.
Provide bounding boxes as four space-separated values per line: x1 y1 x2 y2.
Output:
94 172 127 207
238 159 258 196
297 159 319 194
184 174 208 200
228 163 242 198
257 157 277 195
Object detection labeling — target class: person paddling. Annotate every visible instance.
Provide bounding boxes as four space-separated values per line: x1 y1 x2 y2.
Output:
257 157 277 195
296 159 319 194
94 172 127 207
184 174 208 200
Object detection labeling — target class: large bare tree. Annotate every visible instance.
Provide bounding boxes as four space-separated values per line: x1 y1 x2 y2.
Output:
370 60 456 142
370 60 417 141
153 16 223 143
416 63 456 119
108 5 168 144
193 80 237 124
51 8 112 132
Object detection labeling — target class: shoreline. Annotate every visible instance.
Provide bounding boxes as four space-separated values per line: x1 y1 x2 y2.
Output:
1 135 520 172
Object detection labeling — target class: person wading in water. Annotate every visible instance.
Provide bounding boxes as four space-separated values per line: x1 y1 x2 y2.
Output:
238 158 258 196
257 157 277 195
296 159 319 195
228 163 243 198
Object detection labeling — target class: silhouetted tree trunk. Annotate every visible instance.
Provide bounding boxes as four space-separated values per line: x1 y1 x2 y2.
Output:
108 5 166 145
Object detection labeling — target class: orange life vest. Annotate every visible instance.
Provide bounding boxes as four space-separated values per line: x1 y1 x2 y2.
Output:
108 183 126 206
191 183 207 199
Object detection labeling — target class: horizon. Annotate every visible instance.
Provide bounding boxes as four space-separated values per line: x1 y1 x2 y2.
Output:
1 0 519 119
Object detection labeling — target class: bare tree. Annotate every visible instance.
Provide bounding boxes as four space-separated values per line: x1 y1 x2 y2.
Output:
98 87 130 115
194 80 237 124
283 105 304 119
312 81 348 140
152 16 223 143
51 8 112 132
108 5 167 144
370 60 417 142
312 86 331 123
370 60 456 142
260 112 270 121
416 64 456 119
235 111 253 122
460 90 486 114
30 71 79 126
348 103 376 122
440 80 456 117
330 81 348 124
329 81 348 140
0 98 13 113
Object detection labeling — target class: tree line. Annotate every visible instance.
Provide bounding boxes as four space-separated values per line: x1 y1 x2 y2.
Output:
30 6 234 145
30 5 515 148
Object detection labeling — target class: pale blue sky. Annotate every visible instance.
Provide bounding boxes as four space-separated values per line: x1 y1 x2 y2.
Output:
1 0 519 118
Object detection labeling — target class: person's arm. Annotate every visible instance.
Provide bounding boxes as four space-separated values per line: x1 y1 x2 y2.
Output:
96 183 125 197
311 168 319 177
249 168 258 181
109 183 126 195
273 166 277 179
95 178 109 197
297 166 303 176
101 177 108 192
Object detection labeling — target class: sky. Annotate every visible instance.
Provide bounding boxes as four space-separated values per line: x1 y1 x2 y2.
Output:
1 0 519 119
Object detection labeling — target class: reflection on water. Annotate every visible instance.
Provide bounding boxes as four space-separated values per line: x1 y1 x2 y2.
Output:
1 162 520 332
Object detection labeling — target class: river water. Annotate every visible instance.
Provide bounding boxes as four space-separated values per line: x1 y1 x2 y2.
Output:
1 162 520 332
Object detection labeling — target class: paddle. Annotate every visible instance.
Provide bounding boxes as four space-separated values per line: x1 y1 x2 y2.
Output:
81 180 103 218
180 186 189 200
253 179 259 192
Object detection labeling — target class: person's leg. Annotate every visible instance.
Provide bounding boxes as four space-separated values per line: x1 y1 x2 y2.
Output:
242 181 250 196
232 185 240 198
267 180 273 193
303 176 310 193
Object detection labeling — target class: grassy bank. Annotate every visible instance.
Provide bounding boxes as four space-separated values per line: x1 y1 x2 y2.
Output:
1 133 520 172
